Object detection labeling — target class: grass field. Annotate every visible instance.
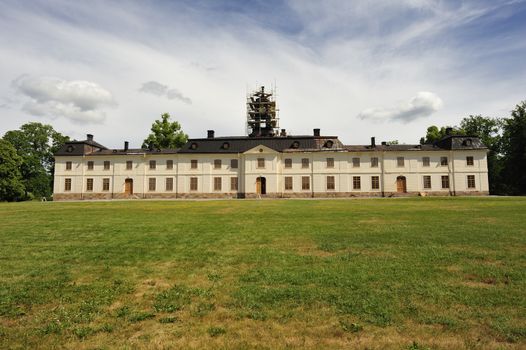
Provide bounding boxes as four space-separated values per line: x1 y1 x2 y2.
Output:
0 197 525 349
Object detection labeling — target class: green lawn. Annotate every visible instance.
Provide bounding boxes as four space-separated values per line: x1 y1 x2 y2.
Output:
0 197 525 349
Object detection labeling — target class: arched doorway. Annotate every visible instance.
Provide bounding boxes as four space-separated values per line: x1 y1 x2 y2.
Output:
396 176 407 193
124 178 134 195
256 177 266 195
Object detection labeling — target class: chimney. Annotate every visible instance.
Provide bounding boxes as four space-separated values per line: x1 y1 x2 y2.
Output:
445 127 453 136
207 130 215 139
87 134 93 141
381 141 387 146
313 128 320 137
124 141 129 151
371 137 376 148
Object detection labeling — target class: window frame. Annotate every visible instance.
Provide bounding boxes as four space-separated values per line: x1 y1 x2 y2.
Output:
166 177 174 191
64 178 72 191
441 175 450 189
397 157 404 167
214 159 221 169
86 178 94 192
423 175 432 189
190 177 198 191
166 160 174 170
104 161 110 170
213 177 222 191
371 176 380 190
467 175 476 189
102 178 110 192
230 177 238 191
126 160 133 170
284 176 293 191
352 157 360 168
422 157 430 167
190 159 198 169
301 176 310 190
257 158 265 169
87 161 94 170
148 177 156 191
326 158 335 168
149 160 156 170
301 158 309 169
284 158 292 168
353 176 361 190
371 157 379 168
66 161 72 170
466 156 474 166
440 156 448 167
326 176 335 190
230 159 238 169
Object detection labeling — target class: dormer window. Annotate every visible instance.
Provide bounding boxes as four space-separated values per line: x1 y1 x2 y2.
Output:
291 141 300 149
222 142 230 150
325 140 334 148
190 143 198 150
66 145 74 153
464 139 472 146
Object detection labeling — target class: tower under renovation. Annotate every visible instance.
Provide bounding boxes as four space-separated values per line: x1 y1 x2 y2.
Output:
246 86 279 137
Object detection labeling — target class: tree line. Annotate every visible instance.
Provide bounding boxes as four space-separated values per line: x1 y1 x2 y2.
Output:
1 103 525 201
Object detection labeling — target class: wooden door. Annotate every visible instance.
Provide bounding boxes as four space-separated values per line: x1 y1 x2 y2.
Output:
124 179 133 195
256 177 261 194
396 176 406 193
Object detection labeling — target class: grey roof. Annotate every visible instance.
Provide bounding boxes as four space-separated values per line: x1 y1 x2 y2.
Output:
178 136 344 153
54 134 487 157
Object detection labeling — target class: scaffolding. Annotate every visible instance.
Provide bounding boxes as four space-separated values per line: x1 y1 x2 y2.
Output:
246 85 279 137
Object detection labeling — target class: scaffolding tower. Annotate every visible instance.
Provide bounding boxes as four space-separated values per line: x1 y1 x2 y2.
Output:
246 86 279 137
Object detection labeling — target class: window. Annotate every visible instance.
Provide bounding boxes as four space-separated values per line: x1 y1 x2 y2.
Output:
66 161 72 170
326 176 335 190
284 158 292 168
149 160 156 170
423 175 431 189
214 177 222 191
301 158 309 168
326 158 334 168
257 158 265 168
190 177 198 191
191 159 198 169
301 176 310 190
149 178 156 191
397 157 404 167
166 178 173 191
371 176 380 190
64 178 71 191
230 177 238 191
371 157 378 168
422 157 430 167
230 159 238 169
126 161 133 170
104 161 110 170
441 175 450 189
166 160 173 170
440 157 448 166
284 176 293 190
353 176 361 190
103 178 110 191
466 156 474 166
87 161 94 170
467 175 476 189
214 159 221 169
352 157 360 168
86 178 93 191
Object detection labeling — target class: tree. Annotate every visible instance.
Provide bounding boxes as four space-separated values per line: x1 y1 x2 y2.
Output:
0 139 25 201
501 101 526 195
420 125 463 144
2 122 69 199
142 113 188 150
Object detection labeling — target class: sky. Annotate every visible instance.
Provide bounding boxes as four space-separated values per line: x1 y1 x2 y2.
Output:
1 0 525 147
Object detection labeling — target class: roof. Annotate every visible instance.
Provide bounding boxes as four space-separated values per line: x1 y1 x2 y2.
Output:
54 134 487 157
178 136 344 153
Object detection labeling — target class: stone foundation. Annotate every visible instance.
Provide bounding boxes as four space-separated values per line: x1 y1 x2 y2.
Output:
52 190 489 201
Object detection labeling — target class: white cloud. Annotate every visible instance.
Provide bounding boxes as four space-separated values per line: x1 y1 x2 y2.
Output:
11 75 116 124
357 92 443 123
139 81 192 104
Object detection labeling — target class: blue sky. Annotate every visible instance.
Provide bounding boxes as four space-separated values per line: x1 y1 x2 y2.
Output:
1 0 525 146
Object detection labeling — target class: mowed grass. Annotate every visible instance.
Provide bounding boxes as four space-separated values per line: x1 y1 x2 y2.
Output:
0 197 525 349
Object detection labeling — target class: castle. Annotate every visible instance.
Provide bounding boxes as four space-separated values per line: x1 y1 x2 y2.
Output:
53 87 489 200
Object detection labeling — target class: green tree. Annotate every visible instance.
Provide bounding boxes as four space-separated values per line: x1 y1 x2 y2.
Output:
501 101 526 195
2 122 69 199
420 125 463 144
142 113 188 150
0 139 25 201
